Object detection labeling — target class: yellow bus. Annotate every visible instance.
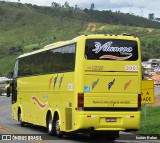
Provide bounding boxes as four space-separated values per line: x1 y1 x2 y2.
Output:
10 34 141 140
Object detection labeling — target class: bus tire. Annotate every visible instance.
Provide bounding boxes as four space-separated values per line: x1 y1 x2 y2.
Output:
54 114 63 138
18 109 25 127
47 113 55 136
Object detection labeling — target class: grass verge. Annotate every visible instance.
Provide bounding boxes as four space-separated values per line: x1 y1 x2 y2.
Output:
139 106 160 134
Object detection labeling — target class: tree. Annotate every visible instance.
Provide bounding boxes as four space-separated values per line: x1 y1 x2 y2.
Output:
75 4 78 9
51 2 61 8
64 1 70 8
67 9 73 17
90 3 95 10
148 13 155 20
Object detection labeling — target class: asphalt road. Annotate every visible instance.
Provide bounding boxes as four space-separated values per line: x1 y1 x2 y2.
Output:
155 87 160 95
0 96 160 143
0 83 7 93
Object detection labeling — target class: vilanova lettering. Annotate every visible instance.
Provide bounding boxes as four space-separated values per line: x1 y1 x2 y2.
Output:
92 41 133 54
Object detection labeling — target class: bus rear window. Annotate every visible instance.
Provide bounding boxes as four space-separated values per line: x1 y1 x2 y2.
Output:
85 39 138 61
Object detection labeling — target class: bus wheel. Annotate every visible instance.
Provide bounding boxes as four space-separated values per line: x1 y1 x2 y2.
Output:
18 111 25 127
47 113 55 136
54 115 63 138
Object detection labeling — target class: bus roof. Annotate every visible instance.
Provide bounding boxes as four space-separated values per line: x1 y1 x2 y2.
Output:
17 34 138 59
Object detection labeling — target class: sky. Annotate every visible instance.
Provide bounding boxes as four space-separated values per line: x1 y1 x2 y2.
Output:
6 0 160 18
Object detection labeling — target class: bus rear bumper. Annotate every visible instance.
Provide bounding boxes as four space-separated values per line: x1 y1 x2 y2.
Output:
75 111 141 131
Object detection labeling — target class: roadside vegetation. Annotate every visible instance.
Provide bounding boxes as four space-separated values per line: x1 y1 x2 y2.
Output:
0 1 160 76
139 106 160 134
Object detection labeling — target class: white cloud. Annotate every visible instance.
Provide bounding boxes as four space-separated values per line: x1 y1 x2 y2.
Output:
8 0 160 18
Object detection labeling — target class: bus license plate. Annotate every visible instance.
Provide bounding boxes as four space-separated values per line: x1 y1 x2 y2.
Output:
106 118 117 122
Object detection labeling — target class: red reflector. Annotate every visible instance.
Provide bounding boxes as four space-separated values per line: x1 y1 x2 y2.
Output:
78 93 84 110
138 94 141 110
130 116 134 118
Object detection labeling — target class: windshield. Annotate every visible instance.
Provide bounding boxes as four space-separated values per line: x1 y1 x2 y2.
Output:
85 39 138 61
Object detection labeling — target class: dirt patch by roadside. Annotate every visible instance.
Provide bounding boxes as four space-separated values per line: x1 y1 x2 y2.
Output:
84 23 96 32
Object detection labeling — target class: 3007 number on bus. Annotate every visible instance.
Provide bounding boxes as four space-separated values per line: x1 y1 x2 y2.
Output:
125 65 139 71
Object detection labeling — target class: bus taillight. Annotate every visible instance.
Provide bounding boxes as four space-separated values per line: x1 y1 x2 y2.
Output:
78 93 84 110
138 94 141 110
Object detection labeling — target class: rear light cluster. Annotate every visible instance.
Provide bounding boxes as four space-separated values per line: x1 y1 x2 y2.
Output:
78 93 84 110
138 94 141 110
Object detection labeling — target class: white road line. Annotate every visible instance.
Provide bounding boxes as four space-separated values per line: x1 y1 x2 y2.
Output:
0 105 10 110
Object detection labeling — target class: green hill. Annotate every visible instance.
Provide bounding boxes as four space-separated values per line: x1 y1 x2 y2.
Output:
0 1 160 75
